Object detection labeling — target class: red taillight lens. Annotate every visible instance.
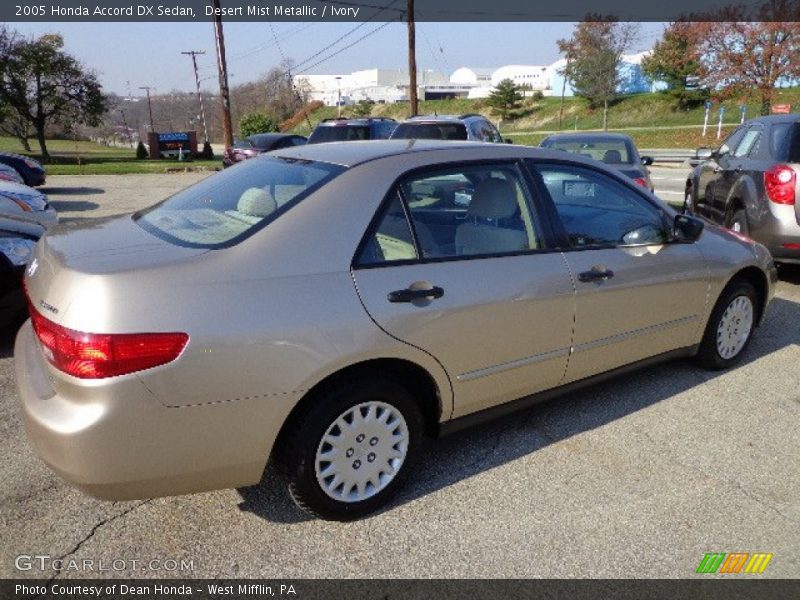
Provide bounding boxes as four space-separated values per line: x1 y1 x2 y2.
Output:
28 306 188 379
764 165 796 205
633 177 648 188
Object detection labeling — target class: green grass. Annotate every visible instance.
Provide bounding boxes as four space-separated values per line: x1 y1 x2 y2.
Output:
0 137 220 175
291 87 800 147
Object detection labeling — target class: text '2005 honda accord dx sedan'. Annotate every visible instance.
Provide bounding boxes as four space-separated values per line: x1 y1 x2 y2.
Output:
15 141 777 520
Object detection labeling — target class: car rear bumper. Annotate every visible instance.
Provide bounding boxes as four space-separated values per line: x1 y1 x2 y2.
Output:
14 322 296 500
751 203 800 263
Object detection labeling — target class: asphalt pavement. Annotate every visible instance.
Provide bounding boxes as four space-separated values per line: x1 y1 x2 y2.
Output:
0 171 798 580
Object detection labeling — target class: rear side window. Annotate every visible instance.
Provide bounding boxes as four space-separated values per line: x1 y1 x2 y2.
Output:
308 125 369 143
391 123 468 141
136 156 343 248
770 123 800 162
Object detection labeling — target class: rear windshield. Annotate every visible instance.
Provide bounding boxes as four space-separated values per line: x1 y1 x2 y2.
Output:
541 138 635 165
391 122 468 141
770 123 800 162
135 156 344 249
308 124 370 143
232 139 253 149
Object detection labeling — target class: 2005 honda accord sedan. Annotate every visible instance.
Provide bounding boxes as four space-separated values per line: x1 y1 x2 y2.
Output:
16 141 777 520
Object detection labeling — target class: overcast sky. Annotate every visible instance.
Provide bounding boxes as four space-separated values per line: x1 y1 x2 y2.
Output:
10 21 667 96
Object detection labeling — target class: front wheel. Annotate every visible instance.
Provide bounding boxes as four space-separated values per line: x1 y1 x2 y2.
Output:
274 377 424 521
696 279 757 370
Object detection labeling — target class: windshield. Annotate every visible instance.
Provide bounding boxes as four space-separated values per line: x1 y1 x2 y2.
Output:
136 156 344 249
542 138 636 165
391 122 468 141
308 125 370 143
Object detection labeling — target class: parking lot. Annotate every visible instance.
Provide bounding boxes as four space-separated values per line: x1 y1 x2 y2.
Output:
1 167 798 579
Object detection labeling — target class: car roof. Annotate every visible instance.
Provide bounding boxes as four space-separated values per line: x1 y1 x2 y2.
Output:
746 114 800 124
268 139 597 168
542 132 634 142
248 133 300 141
316 117 396 126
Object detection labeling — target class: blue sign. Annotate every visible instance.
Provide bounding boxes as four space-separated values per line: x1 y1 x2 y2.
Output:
704 100 713 110
719 106 726 115
158 132 190 142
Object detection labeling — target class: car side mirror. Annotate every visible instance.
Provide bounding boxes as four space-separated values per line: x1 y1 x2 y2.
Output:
696 147 713 160
673 214 704 242
640 156 653 166
504 138 514 144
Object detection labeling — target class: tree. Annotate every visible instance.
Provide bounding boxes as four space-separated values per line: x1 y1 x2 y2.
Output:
487 79 524 121
689 12 800 115
641 22 700 91
350 99 375 118
239 112 278 137
0 28 107 158
641 21 708 110
558 18 638 130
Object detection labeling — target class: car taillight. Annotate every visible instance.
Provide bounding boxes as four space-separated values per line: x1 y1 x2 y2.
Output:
764 164 796 205
633 178 648 188
28 305 188 379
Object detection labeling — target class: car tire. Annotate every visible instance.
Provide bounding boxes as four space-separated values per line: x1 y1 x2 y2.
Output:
274 377 424 521
696 278 758 370
683 189 694 214
728 208 749 236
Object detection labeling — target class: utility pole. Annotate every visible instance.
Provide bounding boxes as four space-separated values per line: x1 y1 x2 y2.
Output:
139 86 155 133
407 0 418 117
212 0 234 148
182 50 210 146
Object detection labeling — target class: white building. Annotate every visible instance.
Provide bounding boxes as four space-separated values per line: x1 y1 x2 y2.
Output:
294 69 449 106
490 65 551 90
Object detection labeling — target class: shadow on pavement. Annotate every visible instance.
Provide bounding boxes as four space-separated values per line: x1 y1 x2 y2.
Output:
237 291 800 523
41 187 104 196
49 200 100 213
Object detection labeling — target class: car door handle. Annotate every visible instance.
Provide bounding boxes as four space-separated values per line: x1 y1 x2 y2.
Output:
387 286 445 303
578 266 615 282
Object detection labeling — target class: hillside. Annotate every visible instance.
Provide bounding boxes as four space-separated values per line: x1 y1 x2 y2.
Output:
289 87 800 149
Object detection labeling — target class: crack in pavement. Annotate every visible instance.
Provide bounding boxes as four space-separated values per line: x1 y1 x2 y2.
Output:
34 499 153 593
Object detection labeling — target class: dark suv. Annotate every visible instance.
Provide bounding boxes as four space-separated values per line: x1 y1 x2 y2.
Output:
390 114 504 143
685 114 800 264
307 117 397 144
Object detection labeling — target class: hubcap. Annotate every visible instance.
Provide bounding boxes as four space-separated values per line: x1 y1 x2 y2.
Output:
716 295 754 359
731 220 743 233
315 401 409 503
684 193 692 214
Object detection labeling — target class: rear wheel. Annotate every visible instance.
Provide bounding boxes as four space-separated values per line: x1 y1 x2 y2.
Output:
274 377 424 521
696 279 757 370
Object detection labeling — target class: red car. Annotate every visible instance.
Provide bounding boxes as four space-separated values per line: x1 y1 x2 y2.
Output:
222 133 307 168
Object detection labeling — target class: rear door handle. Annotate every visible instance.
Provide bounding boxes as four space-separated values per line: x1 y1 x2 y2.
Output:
388 286 445 303
578 266 614 283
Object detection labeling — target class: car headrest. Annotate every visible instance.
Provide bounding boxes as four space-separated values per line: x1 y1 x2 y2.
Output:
468 178 517 219
237 187 277 218
603 149 622 164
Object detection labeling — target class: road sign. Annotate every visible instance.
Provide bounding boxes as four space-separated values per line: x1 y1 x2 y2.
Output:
772 104 791 114
705 100 713 110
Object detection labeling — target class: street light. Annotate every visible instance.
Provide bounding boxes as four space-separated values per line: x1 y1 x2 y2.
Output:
335 76 342 117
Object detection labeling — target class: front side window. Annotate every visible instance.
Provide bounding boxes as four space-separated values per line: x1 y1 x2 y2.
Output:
535 164 667 248
733 127 761 158
136 156 343 248
718 126 747 157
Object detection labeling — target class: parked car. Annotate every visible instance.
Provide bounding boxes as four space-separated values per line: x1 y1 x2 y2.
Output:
390 114 504 143
1 215 43 330
17 141 775 520
0 181 58 229
222 133 307 168
0 163 24 184
685 114 800 265
539 132 654 191
0 152 46 187
307 117 396 144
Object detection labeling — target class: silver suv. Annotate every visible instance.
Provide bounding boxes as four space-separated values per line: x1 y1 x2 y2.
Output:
686 114 800 265
390 114 505 143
